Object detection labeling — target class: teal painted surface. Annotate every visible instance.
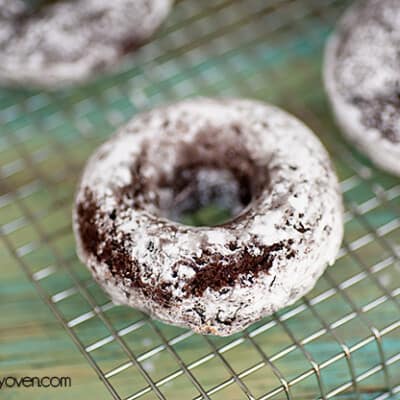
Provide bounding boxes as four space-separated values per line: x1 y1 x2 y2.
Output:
1 0 399 399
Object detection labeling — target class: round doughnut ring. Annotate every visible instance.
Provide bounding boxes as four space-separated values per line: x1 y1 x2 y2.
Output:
73 98 343 336
324 0 400 176
0 0 172 88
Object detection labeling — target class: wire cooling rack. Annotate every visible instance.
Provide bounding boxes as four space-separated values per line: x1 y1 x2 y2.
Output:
1 0 400 398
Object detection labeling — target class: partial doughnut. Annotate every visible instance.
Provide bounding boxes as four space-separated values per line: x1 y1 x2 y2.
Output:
0 0 172 88
324 0 400 176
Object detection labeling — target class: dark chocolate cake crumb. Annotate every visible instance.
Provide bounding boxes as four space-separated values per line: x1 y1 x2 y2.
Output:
352 93 400 143
77 187 176 307
183 241 288 298
74 98 343 335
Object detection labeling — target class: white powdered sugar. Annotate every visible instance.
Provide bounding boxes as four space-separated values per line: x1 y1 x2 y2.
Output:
73 98 344 336
324 0 400 176
0 0 172 87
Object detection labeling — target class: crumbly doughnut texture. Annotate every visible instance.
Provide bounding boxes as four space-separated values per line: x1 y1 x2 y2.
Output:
0 0 172 88
324 0 400 176
73 98 343 336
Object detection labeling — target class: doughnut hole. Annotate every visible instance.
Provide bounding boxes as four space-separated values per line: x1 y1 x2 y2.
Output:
153 131 269 227
114 126 270 227
20 0 61 14
161 166 252 226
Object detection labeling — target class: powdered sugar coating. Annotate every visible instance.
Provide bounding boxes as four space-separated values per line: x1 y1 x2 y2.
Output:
324 0 400 176
73 98 343 336
0 0 172 88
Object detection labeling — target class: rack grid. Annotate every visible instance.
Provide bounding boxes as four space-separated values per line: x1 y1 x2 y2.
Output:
1 0 399 398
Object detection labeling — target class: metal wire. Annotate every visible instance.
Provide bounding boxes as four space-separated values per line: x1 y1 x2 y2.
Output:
1 0 399 399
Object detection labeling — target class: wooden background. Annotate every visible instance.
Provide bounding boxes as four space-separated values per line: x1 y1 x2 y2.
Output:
1 0 399 399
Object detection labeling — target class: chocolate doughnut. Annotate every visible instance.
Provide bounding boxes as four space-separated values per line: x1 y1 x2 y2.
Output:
0 0 172 88
73 98 343 336
324 0 400 176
